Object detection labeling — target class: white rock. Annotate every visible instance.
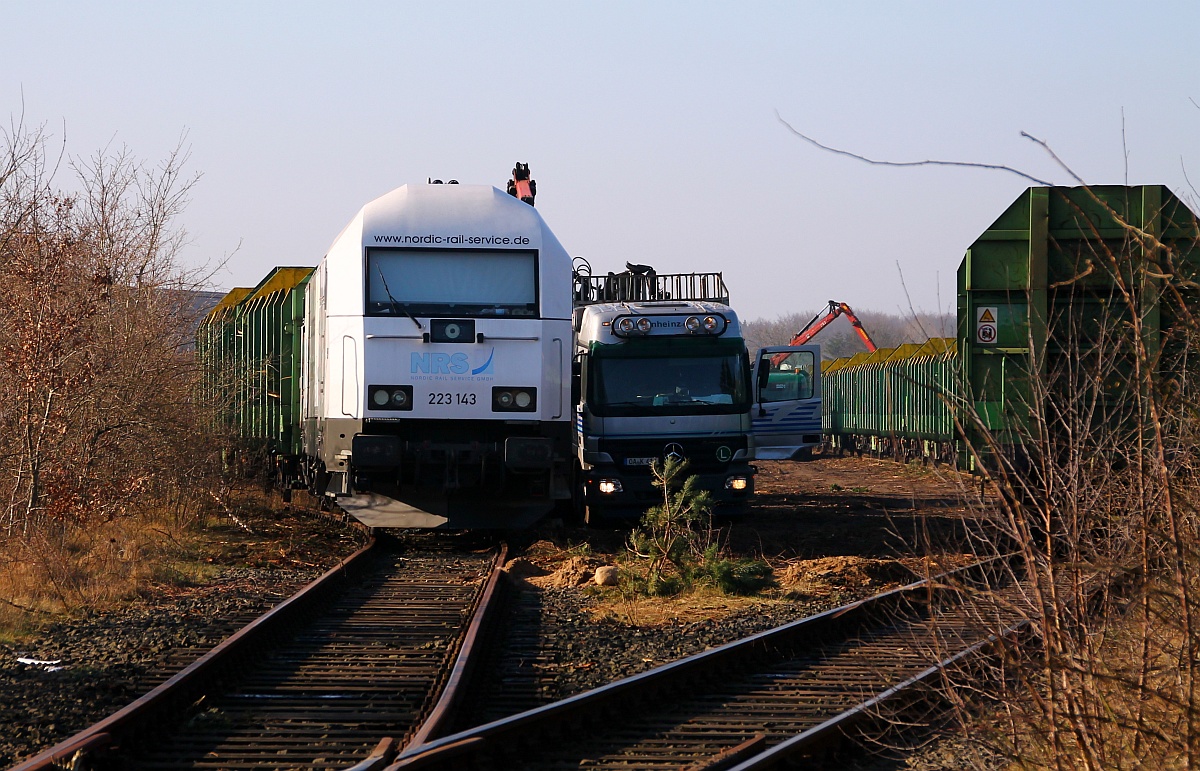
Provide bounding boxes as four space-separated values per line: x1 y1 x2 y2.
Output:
594 565 619 586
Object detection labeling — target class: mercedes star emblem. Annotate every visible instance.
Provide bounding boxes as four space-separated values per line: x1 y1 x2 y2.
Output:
664 443 685 462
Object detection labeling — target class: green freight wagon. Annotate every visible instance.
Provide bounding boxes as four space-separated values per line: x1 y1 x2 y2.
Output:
822 338 957 463
196 267 314 462
196 286 253 433
957 185 1200 467
823 184 1199 471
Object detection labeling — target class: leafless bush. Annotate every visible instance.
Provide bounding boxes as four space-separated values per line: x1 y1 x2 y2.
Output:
929 191 1200 770
0 118 221 610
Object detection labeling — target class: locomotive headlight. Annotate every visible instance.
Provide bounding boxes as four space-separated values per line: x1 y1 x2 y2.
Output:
617 317 636 333
703 316 719 331
430 319 475 343
636 317 652 333
493 387 537 412
368 385 413 411
684 316 701 332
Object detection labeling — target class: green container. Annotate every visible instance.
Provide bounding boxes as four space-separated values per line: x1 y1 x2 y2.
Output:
824 185 1198 471
197 286 253 435
957 185 1200 463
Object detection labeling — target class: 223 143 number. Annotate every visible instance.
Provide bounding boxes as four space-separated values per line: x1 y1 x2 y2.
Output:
428 392 477 406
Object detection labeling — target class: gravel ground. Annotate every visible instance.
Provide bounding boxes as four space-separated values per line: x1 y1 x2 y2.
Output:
466 580 877 728
0 501 360 767
0 568 322 765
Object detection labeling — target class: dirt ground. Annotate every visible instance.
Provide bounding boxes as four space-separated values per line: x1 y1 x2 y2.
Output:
734 454 973 558
509 454 978 624
495 454 999 770
2 456 993 768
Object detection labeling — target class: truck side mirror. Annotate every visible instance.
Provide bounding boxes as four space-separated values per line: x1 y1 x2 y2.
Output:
756 355 770 416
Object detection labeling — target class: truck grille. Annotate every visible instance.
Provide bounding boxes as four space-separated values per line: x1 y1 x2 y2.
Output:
598 437 747 474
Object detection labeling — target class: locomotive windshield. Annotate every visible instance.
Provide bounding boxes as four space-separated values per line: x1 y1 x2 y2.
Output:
366 248 538 317
588 341 750 417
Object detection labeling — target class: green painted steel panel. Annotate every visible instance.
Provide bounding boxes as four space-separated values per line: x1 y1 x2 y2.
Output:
957 184 1200 465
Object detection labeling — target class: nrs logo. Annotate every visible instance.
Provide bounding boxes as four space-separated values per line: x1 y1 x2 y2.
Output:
410 348 495 376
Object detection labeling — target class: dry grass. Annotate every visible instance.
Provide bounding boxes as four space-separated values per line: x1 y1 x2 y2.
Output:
0 483 281 644
589 585 785 626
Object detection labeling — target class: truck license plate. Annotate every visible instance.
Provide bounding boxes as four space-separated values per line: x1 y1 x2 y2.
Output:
625 457 656 466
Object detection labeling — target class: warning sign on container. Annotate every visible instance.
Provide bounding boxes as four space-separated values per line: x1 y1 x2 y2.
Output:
976 306 998 345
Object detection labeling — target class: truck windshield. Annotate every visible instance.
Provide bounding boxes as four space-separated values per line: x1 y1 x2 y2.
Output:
590 353 750 417
365 248 538 317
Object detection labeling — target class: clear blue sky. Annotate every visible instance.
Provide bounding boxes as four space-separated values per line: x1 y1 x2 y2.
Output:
4 1 1198 319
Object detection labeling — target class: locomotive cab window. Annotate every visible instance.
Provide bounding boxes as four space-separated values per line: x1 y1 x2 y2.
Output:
366 248 538 317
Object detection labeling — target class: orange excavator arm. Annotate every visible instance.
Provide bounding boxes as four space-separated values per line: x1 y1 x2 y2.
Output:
771 300 876 365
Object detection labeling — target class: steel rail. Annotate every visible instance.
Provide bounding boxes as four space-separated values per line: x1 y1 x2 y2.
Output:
11 537 380 771
385 558 1019 770
11 538 508 771
400 544 509 750
347 541 511 770
724 615 1030 770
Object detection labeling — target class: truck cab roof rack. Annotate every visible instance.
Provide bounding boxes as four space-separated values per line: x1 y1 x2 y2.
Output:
573 269 728 306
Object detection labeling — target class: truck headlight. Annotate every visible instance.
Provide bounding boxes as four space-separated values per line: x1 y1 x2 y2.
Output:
725 476 748 491
598 479 623 494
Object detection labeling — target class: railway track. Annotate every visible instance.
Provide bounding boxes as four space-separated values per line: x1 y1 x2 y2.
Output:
14 534 506 771
388 559 1027 770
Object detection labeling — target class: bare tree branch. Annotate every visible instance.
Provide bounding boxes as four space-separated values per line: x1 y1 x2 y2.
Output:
1122 106 1129 186
775 110 1054 186
1020 131 1085 185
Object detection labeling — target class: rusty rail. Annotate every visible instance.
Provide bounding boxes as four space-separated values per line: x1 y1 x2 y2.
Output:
387 558 1024 770
12 537 380 771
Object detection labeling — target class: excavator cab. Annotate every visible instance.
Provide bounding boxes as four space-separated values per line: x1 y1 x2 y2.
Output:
751 345 822 460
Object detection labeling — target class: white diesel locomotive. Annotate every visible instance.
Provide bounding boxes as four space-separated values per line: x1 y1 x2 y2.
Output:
298 176 574 527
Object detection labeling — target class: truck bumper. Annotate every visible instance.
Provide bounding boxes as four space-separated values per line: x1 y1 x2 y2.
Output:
581 465 754 519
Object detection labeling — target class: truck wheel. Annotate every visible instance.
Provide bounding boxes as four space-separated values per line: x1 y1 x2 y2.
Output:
583 501 602 527
568 468 588 527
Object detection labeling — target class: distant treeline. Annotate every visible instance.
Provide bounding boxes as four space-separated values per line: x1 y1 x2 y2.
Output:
742 308 956 360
